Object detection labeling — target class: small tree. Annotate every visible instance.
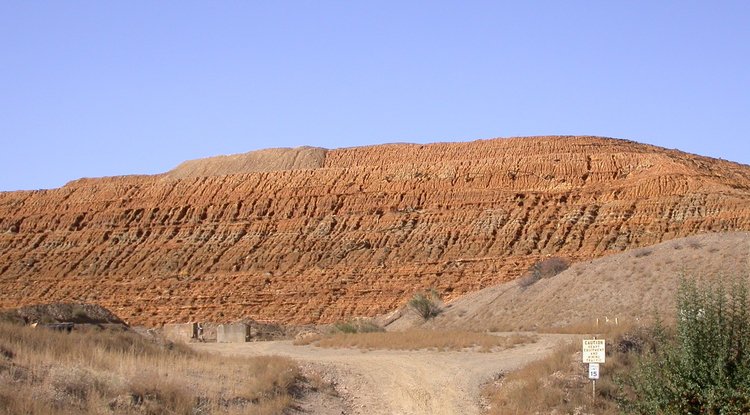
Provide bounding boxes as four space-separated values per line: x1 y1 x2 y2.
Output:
333 319 383 334
621 276 750 414
408 288 442 320
517 257 570 289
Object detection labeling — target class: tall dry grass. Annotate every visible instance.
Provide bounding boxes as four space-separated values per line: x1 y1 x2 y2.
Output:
306 329 535 352
540 318 644 336
0 322 300 414
483 323 655 414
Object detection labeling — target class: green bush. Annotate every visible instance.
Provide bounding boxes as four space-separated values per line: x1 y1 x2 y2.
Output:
408 288 442 320
517 257 570 289
333 319 383 334
620 277 750 414
71 305 89 322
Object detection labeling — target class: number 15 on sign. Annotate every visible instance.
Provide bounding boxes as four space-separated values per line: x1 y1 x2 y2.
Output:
588 363 600 380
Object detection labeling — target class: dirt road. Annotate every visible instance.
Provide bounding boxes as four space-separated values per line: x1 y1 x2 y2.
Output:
193 333 574 415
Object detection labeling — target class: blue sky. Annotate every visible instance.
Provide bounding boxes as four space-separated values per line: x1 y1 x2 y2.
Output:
1 1 748 191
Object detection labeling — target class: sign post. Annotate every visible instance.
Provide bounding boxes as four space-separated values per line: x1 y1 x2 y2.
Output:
583 338 605 402
588 363 600 399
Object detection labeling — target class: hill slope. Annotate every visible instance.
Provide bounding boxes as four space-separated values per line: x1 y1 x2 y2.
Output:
163 146 327 179
419 232 750 332
1 136 749 325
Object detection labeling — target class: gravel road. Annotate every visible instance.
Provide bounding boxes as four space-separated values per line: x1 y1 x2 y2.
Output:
193 333 575 415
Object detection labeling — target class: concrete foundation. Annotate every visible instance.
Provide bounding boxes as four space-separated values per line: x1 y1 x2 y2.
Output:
162 322 197 342
217 323 250 343
197 322 219 342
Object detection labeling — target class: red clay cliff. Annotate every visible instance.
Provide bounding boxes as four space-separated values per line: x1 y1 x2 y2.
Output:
1 136 749 326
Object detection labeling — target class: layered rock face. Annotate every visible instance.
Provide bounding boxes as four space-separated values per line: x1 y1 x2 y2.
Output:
1 136 749 326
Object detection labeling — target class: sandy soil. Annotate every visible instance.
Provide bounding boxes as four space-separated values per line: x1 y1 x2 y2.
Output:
193 333 574 415
426 232 750 332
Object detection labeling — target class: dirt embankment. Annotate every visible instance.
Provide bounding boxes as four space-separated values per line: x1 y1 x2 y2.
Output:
420 232 750 332
1 136 750 325
163 146 327 179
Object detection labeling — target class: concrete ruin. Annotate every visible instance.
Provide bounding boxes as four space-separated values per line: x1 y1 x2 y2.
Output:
197 322 219 342
217 323 250 343
162 322 197 342
159 320 284 343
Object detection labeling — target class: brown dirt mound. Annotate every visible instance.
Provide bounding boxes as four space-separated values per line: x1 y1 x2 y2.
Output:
2 303 126 325
163 146 327 179
420 232 750 332
1 136 749 326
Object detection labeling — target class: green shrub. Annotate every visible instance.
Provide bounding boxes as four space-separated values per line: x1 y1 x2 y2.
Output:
517 257 570 288
333 319 383 334
71 306 88 321
620 277 750 414
408 288 442 320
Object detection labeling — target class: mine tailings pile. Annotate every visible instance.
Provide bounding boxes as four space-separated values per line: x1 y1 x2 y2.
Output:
1 136 749 326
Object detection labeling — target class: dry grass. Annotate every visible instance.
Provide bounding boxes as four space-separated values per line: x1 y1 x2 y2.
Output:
540 318 643 336
0 322 300 414
306 329 536 352
293 332 324 346
483 323 654 414
483 340 591 414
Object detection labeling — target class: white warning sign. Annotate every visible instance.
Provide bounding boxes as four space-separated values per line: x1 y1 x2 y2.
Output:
582 339 605 363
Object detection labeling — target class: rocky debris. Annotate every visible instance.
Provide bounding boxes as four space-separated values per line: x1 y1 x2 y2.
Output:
3 303 126 326
0 136 749 326
292 362 349 415
233 317 298 341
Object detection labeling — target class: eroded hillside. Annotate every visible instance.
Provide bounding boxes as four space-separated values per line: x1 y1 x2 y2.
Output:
1 136 749 326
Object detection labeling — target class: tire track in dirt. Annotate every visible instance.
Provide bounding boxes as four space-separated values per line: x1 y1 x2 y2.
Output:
193 333 574 415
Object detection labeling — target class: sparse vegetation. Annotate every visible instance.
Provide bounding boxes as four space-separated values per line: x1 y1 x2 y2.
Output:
633 248 653 258
0 321 301 414
620 277 750 414
687 240 704 249
408 288 443 320
484 340 589 414
71 305 89 321
540 320 621 334
517 256 570 288
483 323 652 414
333 318 384 334
309 329 535 352
486 275 750 414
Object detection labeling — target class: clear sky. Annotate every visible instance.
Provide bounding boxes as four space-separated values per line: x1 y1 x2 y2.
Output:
1 1 748 191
